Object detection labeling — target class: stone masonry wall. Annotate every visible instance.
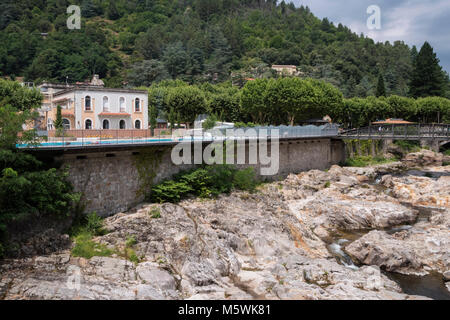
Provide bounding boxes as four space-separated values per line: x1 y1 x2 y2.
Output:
59 138 345 216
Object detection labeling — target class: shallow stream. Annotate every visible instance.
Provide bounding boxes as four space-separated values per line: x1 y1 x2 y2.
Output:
327 170 450 300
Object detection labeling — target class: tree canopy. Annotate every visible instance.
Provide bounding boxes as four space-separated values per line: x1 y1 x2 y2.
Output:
1 0 448 97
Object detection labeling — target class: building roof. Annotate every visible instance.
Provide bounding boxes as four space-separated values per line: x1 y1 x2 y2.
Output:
372 118 416 125
53 86 148 97
272 65 297 69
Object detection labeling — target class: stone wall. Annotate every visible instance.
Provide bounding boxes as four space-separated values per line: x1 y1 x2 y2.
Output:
58 138 345 216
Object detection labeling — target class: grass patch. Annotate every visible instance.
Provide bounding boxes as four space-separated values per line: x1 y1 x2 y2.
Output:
71 231 113 259
324 181 331 188
149 207 161 219
344 156 394 167
70 212 112 259
125 235 137 247
443 150 450 156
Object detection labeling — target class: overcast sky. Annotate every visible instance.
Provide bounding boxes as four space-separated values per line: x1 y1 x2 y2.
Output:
292 0 450 73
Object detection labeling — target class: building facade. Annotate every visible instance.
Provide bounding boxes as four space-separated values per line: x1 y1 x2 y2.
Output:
39 76 148 131
271 65 299 76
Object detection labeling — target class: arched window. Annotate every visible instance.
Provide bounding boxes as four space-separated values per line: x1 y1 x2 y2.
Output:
85 96 91 111
62 118 70 130
103 96 109 112
134 119 141 129
85 119 92 130
135 98 140 112
119 97 126 112
119 120 126 130
103 119 110 130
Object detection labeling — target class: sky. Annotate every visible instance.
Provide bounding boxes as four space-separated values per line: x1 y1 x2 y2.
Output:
292 0 450 73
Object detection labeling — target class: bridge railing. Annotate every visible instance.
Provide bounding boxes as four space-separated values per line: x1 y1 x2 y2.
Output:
18 124 340 149
340 123 450 139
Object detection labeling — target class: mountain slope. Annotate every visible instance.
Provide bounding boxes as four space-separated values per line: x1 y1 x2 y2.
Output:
0 0 439 97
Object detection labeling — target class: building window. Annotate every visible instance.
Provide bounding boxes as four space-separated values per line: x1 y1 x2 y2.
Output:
85 96 91 111
103 119 110 130
119 120 126 130
135 98 140 112
135 119 141 129
85 119 92 130
103 96 109 112
119 97 126 112
62 118 70 130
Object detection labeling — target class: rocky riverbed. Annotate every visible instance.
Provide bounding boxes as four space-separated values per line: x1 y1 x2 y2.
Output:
0 150 449 300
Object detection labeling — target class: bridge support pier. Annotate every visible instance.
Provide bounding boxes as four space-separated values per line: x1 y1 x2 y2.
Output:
420 140 440 152
381 139 393 154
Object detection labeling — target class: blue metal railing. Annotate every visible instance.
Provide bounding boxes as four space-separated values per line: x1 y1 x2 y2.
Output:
17 124 340 149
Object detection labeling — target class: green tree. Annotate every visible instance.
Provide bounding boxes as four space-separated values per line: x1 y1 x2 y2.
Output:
265 78 314 125
417 96 449 123
410 42 446 98
0 79 42 149
376 73 386 97
241 79 271 124
106 0 120 20
386 95 418 121
128 60 170 87
165 86 207 128
162 42 189 79
54 105 63 130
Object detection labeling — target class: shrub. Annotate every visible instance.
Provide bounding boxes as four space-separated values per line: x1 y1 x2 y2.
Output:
70 212 106 237
233 167 257 191
123 247 140 264
126 236 137 247
0 154 77 257
151 165 236 203
202 114 218 130
150 165 258 203
324 181 331 188
234 122 257 128
394 140 421 153
444 150 450 156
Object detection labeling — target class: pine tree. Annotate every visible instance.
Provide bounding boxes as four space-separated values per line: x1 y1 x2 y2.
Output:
410 42 445 98
376 73 386 97
106 1 120 20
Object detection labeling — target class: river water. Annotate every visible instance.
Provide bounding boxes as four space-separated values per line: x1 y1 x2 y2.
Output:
327 169 450 300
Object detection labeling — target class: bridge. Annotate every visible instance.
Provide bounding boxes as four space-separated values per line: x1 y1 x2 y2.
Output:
339 123 450 141
24 125 345 216
20 123 449 216
22 123 450 151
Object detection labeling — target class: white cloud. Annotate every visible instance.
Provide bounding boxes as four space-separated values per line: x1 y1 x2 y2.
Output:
292 0 450 72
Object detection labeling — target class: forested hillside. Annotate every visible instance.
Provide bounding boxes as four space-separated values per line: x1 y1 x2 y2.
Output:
0 0 448 98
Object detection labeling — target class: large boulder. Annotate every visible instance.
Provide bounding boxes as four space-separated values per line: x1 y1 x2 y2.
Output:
403 150 444 167
346 216 450 275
